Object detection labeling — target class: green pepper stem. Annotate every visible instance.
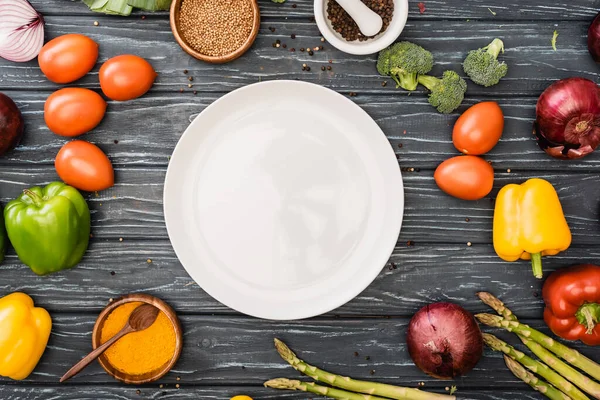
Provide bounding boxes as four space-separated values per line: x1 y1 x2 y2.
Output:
23 189 43 207
531 252 542 279
577 303 600 335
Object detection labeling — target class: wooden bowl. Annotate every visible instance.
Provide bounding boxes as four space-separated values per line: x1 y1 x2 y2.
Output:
92 294 183 384
169 0 260 64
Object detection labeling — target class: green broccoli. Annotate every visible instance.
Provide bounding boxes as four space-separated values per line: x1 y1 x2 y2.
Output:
376 42 433 91
417 70 467 114
463 38 508 87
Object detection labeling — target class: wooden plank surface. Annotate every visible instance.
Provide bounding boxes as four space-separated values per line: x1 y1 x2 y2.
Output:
5 92 600 171
14 315 598 388
0 18 597 97
1 0 599 398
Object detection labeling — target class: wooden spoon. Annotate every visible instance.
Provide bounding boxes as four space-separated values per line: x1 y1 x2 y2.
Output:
60 304 160 383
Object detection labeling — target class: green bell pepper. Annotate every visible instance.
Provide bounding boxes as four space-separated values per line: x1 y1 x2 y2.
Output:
0 207 6 264
4 182 90 275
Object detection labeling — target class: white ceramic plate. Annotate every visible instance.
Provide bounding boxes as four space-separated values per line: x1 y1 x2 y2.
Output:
164 81 403 320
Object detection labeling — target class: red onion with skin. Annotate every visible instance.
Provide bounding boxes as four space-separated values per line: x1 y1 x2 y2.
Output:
406 302 483 380
589 12 600 62
0 0 45 63
533 77 600 159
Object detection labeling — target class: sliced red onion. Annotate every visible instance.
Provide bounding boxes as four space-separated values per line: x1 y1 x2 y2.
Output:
0 0 45 63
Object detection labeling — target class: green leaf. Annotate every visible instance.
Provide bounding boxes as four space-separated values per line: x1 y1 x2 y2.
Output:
450 386 458 395
82 0 133 15
127 0 171 11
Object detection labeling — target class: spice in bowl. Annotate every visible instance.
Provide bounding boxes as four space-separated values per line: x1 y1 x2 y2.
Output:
100 302 176 376
178 0 254 57
327 0 394 42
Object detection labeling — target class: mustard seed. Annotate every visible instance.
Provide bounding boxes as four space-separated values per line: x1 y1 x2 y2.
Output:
178 0 254 57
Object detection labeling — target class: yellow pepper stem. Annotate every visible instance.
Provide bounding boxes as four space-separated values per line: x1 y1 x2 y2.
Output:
531 252 543 279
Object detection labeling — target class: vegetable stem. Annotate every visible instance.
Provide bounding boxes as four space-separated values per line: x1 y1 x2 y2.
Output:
483 334 589 400
23 189 42 207
531 252 543 279
274 339 455 400
475 313 600 382
264 378 390 400
485 38 505 57
504 355 572 400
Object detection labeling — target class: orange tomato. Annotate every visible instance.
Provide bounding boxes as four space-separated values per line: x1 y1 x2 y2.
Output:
453 102 504 155
55 140 114 192
99 55 157 101
38 34 99 84
44 88 107 137
434 155 494 200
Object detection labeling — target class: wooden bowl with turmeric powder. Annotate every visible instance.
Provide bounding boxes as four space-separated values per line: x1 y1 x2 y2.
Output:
169 0 260 64
92 294 183 384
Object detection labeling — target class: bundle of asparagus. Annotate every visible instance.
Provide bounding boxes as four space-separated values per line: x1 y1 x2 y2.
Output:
265 339 456 400
476 292 600 400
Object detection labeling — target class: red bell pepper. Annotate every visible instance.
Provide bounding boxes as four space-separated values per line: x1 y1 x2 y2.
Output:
542 264 600 346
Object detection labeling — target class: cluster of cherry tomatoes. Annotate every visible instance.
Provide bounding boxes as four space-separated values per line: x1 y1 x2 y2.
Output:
39 33 157 192
434 102 504 201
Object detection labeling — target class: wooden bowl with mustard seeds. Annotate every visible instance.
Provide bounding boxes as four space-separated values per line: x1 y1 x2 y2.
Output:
92 294 183 384
170 0 260 64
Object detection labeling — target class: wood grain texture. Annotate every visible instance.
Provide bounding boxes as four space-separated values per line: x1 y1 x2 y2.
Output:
0 239 595 317
17 315 600 388
0 167 598 244
4 92 600 170
0 386 545 400
0 17 598 97
29 0 600 20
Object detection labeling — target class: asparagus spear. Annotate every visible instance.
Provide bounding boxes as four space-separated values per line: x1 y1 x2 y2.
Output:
274 339 455 400
476 313 600 382
265 378 390 400
483 334 589 400
477 292 600 399
504 355 573 400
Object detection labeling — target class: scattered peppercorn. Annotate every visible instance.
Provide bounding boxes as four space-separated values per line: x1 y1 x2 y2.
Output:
188 76 194 81
507 168 511 173
188 84 193 88
282 44 287 48
290 48 295 52
269 27 275 32
177 377 181 381
291 34 296 39
327 0 394 41
292 3 297 7
467 242 472 247
178 0 254 57
329 59 333 63
300 47 305 52
183 69 188 74
354 351 359 357
111 271 115 276
193 90 197 95
407 240 415 246
381 81 387 87
327 66 332 70
114 139 119 144
306 66 311 71
119 238 123 242
93 21 99 26
321 66 326 71
141 15 146 20
397 143 402 148
370 370 375 375
136 390 141 395
179 88 184 93
321 37 325 42
308 50 314 56
465 217 470 222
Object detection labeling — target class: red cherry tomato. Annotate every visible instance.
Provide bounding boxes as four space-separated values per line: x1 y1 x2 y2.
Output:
434 155 494 200
38 34 99 84
44 88 107 137
453 102 504 155
99 55 157 101
55 140 114 192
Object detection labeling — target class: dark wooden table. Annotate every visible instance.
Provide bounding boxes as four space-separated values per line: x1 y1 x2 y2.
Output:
1 0 599 398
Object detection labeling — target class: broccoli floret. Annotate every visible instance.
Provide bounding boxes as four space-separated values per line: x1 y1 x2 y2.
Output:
376 42 433 91
463 38 508 87
376 47 393 76
417 70 467 114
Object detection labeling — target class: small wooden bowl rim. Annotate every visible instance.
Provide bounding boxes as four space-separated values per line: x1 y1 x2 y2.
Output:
92 294 183 385
169 0 260 64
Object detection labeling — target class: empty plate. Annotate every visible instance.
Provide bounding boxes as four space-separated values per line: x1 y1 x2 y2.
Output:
164 80 403 320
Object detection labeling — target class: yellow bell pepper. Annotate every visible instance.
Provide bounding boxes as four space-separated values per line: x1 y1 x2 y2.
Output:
493 178 571 279
0 292 52 380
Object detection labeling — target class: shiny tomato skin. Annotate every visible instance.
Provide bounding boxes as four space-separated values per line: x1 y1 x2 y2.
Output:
434 155 494 200
453 102 504 155
99 55 157 101
38 34 99 84
55 140 114 192
44 88 107 137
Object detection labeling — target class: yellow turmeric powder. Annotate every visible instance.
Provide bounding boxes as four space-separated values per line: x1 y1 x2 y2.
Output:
100 302 176 375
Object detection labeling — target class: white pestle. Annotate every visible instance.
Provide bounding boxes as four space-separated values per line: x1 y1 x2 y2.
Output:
334 0 384 37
